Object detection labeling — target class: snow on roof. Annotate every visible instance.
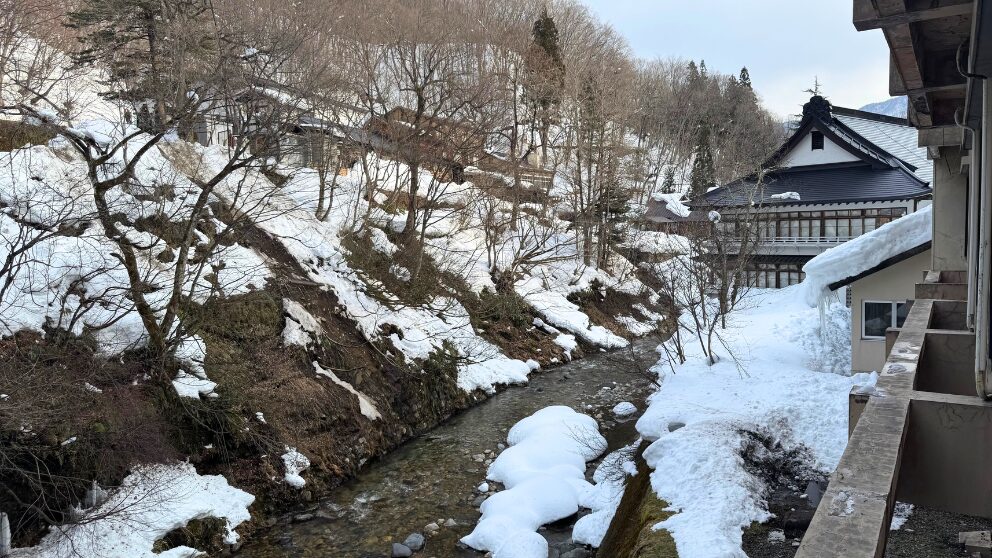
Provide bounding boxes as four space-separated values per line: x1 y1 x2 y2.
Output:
770 191 800 201
834 112 932 184
801 205 932 306
652 192 691 217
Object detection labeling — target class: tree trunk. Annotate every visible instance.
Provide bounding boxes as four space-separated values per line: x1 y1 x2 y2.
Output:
404 161 420 239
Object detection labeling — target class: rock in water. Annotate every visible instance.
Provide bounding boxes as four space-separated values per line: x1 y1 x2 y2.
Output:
391 542 412 557
403 533 425 551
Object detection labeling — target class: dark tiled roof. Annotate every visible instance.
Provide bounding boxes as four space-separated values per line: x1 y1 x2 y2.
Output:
696 96 933 209
698 163 932 208
642 197 709 223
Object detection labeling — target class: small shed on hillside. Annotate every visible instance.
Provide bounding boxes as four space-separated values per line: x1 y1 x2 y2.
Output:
640 194 709 235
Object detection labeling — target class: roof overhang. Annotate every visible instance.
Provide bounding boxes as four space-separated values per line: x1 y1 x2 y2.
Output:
827 241 932 290
964 0 992 129
853 0 975 129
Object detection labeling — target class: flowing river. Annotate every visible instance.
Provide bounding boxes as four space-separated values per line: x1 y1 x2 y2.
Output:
238 337 662 558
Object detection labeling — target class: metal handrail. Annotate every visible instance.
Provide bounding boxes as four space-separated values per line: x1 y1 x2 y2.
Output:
760 236 855 244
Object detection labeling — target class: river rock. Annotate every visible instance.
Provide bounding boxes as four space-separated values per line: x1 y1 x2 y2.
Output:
472 494 487 507
560 549 592 558
403 533 425 551
424 522 439 533
391 542 412 557
444 518 457 527
668 421 686 432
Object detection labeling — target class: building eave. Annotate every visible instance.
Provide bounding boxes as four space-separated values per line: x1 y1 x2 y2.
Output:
827 241 932 291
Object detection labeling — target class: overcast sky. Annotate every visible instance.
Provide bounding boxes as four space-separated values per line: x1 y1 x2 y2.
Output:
578 0 893 119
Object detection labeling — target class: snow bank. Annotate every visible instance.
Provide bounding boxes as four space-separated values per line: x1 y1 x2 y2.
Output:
282 299 322 348
622 230 690 256
572 444 638 547
281 447 310 488
461 406 607 558
635 287 876 558
516 276 628 349
802 206 931 306
13 462 254 558
172 334 218 399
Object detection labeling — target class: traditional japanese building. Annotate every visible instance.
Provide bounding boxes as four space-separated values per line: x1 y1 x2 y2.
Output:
693 95 933 288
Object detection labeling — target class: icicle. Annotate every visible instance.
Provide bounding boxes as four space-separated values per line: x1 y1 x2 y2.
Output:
818 296 827 339
816 289 839 340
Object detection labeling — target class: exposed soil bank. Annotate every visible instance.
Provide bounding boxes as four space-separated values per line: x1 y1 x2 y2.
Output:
597 442 678 558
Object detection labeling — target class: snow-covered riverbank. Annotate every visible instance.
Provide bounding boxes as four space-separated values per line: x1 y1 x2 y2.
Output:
634 286 876 558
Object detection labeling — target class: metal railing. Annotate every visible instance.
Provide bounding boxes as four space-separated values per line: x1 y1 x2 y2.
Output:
760 235 855 244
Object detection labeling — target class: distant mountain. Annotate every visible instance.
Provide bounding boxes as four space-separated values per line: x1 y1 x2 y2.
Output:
859 97 908 119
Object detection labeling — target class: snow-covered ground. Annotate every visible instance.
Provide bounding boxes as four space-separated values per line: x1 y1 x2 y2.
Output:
9 462 254 558
635 286 876 558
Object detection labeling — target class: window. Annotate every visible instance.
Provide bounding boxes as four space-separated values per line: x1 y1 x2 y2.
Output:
863 301 909 339
811 131 825 150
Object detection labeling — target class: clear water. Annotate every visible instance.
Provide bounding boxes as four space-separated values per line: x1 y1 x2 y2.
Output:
238 338 661 558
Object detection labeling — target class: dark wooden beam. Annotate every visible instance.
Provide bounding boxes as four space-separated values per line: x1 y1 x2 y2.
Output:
890 47 967 94
855 1 973 31
896 82 967 96
881 20 935 127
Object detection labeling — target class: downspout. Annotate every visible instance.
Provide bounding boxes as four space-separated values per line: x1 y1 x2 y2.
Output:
956 33 992 399
960 115 981 330
980 80 992 399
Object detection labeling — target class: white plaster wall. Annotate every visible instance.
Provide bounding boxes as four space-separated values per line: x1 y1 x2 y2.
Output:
931 147 968 272
850 250 931 373
781 131 861 167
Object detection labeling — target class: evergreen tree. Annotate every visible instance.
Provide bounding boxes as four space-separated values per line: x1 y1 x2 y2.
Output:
525 8 566 163
68 0 212 128
531 8 565 76
687 60 700 84
662 167 676 194
739 66 752 89
699 60 708 79
689 125 715 199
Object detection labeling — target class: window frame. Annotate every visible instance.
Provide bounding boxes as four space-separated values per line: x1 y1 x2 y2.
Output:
811 131 825 150
862 300 907 340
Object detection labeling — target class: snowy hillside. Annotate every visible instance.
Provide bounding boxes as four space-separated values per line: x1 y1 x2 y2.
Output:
0 109 667 555
858 97 908 119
